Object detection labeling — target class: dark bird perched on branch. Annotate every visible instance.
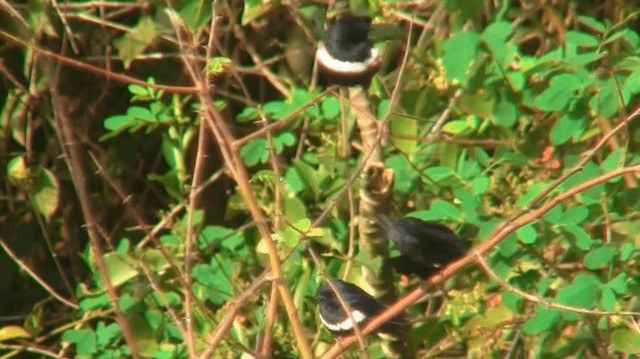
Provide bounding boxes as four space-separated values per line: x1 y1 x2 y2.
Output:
376 215 468 277
315 15 382 87
317 278 409 336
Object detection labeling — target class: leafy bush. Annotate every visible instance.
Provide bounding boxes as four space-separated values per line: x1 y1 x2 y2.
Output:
1 1 639 358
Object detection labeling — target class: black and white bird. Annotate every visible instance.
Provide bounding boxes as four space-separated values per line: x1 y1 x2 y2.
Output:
377 215 468 277
317 278 408 336
315 15 382 87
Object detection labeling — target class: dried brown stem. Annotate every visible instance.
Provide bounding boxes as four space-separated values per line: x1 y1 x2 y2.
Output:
198 272 271 359
0 30 198 95
51 80 140 357
259 283 279 357
476 256 640 316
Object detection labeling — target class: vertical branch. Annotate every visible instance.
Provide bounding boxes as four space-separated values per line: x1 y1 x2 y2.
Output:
349 87 396 299
259 283 279 356
338 88 358 279
50 89 140 358
183 119 211 357
169 14 314 358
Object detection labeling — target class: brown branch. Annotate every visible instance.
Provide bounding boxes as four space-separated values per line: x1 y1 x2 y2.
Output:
319 164 640 358
183 119 211 357
258 283 279 357
51 80 140 358
0 30 198 95
199 272 271 359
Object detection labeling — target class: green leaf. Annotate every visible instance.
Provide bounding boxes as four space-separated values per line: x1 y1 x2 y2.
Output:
62 329 97 356
391 116 418 154
424 166 457 183
321 96 340 119
563 224 595 250
516 183 544 207
199 226 243 251
549 111 585 145
104 252 138 288
534 73 584 111
601 286 616 311
32 168 60 221
128 106 155 122
523 306 561 334
293 160 320 199
583 245 617 269
79 294 111 311
236 107 260 123
192 257 233 306
96 322 120 349
428 199 461 220
480 21 513 66
276 132 296 148
442 31 480 85
241 0 278 25
113 16 157 67
601 148 624 173
607 273 628 294
7 156 33 189
501 292 523 313
577 15 606 33
543 204 564 225
559 206 589 225
555 274 601 310
611 328 640 354
454 188 479 223
561 161 604 204
516 224 537 244
459 94 494 119
493 94 517 127
205 56 231 75
263 89 318 120
471 176 489 195
497 233 518 257
104 114 133 131
565 31 599 47
442 119 474 136
240 139 268 166
589 77 622 117
386 155 420 194
283 195 307 223
128 84 150 97
128 314 158 356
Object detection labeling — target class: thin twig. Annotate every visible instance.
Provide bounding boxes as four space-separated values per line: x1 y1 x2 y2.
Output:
0 30 198 95
51 74 140 357
476 256 640 316
497 105 640 234
199 272 271 359
259 283 279 357
0 239 78 309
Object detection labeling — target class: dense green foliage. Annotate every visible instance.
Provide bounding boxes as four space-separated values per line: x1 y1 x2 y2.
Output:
1 0 640 358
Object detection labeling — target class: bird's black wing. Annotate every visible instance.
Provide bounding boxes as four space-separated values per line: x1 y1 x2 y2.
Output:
401 218 467 266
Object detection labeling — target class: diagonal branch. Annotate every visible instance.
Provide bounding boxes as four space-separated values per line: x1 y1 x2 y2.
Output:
319 164 640 358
